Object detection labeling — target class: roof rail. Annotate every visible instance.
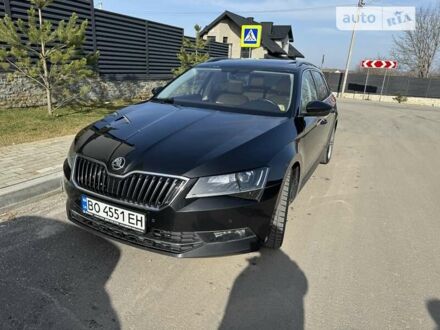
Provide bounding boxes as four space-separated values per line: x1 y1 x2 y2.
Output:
297 60 319 68
205 57 230 63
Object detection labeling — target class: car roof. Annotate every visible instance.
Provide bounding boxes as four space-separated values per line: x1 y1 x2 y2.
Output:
197 58 318 73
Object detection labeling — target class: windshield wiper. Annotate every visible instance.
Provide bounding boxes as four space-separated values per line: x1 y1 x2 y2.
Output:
152 97 175 104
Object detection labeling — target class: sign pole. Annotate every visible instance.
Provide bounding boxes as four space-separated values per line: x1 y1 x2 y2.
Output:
362 68 370 100
379 69 388 102
361 60 396 101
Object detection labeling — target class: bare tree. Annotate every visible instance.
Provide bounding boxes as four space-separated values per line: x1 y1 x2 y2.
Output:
391 4 440 78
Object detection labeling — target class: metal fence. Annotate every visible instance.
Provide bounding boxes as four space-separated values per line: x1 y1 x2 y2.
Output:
185 36 230 58
147 21 184 78
8 0 95 53
324 72 440 99
0 0 229 80
95 10 147 78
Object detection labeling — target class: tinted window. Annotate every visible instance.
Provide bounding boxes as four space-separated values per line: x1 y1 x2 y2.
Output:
301 71 318 113
312 71 329 100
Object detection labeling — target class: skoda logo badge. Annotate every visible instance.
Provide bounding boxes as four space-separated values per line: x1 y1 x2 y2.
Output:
111 157 125 171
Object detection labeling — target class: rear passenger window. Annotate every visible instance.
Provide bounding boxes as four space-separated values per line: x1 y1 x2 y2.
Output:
312 71 330 100
301 71 318 113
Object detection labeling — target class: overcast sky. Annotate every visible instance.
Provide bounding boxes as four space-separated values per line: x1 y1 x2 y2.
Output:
96 0 437 69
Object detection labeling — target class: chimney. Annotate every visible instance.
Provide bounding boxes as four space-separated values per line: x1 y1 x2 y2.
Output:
261 22 273 34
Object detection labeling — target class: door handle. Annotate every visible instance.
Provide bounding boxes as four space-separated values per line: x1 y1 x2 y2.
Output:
317 118 328 126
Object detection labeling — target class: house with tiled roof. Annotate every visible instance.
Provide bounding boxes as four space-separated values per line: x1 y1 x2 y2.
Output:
200 11 304 60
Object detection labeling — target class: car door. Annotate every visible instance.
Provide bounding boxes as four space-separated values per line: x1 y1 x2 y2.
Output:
296 70 324 176
311 70 336 152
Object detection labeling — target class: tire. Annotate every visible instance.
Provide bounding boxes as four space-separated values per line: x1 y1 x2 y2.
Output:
321 126 336 165
264 167 299 249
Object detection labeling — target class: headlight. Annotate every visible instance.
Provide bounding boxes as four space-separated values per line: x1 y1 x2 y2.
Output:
187 168 269 200
67 142 76 168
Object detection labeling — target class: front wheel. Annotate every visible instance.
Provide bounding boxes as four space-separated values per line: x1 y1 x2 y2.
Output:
264 167 299 249
321 126 336 164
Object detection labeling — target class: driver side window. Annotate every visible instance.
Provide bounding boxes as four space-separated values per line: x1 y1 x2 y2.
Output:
300 71 318 114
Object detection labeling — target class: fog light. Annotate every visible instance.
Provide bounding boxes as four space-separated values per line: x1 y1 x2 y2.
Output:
199 228 254 243
214 229 245 239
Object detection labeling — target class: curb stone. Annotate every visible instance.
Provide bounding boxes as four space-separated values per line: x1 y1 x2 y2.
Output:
0 172 63 212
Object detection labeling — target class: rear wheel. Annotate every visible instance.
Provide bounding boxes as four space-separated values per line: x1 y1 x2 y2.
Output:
264 167 299 249
321 126 336 164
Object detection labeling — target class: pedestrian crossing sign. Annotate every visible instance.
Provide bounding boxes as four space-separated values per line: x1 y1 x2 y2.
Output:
241 25 262 48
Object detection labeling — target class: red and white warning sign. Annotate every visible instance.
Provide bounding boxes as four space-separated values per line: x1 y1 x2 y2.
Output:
361 60 398 69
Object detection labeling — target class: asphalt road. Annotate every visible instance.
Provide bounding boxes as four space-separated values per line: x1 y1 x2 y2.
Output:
1 99 440 330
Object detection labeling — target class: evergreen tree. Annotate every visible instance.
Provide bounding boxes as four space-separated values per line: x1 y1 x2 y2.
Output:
0 0 99 115
173 24 210 77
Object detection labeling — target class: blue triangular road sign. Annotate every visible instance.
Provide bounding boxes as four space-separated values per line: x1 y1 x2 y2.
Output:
244 29 257 42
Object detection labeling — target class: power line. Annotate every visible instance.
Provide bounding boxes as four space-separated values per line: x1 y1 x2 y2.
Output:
366 0 382 4
133 4 355 16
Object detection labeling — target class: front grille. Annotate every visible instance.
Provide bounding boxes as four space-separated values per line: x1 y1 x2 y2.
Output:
71 211 203 254
73 156 187 209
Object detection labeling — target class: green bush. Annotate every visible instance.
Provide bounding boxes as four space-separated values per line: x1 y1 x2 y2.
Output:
393 94 408 104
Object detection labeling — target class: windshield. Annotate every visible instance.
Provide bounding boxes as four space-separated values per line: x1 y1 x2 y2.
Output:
154 67 294 116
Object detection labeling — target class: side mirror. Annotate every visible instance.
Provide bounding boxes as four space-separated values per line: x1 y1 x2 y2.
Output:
152 86 164 96
304 101 333 116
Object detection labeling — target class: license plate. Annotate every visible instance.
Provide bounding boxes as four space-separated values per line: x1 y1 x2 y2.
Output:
81 195 145 232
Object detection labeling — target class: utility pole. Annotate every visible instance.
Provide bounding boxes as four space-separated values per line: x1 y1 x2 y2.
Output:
320 54 325 69
340 0 365 97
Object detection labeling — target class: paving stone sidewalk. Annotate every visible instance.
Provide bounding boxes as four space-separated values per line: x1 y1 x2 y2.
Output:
0 135 74 189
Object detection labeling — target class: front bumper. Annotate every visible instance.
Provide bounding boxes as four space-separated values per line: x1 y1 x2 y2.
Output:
64 162 281 257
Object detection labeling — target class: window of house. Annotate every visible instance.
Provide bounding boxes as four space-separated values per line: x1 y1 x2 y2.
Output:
240 47 250 58
207 36 216 42
222 36 228 44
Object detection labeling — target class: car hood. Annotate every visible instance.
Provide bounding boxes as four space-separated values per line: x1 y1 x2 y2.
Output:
74 102 291 178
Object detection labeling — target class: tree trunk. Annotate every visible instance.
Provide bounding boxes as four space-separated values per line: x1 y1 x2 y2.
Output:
42 58 51 115
46 86 53 115
38 7 52 115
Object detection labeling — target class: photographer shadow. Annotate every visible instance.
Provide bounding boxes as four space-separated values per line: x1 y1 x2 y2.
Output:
427 299 440 330
220 249 308 330
0 216 120 329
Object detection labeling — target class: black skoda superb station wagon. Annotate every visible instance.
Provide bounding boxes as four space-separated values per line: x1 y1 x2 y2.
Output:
64 59 338 257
